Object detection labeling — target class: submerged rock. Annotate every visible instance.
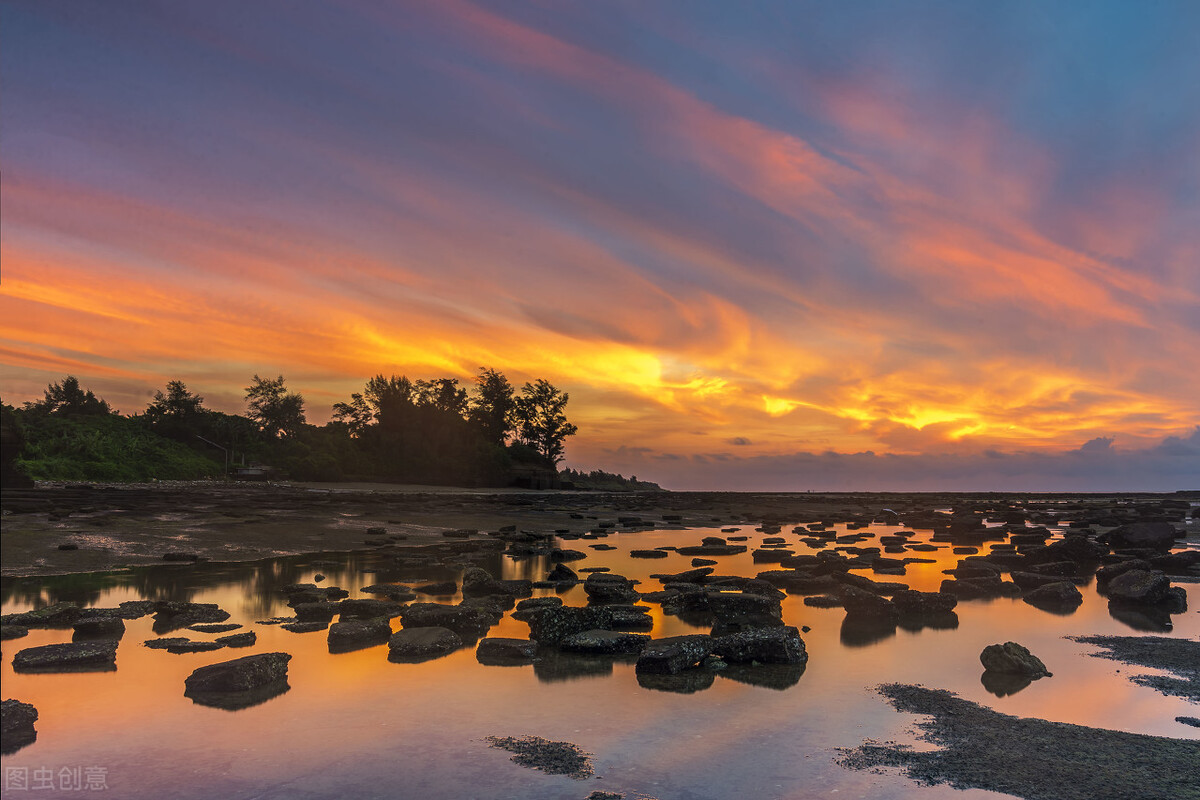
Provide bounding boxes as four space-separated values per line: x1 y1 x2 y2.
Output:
980 642 1051 677
1 602 82 629
1106 522 1180 551
152 601 231 633
216 631 256 648
1022 581 1084 612
72 617 126 640
144 637 226 653
398 603 498 639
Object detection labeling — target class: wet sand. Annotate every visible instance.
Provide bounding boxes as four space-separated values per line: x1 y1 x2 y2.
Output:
840 684 1200 800
0 480 1062 577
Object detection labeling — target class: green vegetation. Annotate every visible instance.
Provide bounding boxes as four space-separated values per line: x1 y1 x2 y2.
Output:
2 370 606 489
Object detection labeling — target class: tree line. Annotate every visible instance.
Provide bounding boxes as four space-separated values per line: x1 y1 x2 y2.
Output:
1 369 580 487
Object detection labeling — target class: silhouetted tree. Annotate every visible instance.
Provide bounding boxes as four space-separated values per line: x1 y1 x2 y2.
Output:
415 378 468 416
469 368 516 446
25 376 112 416
514 379 578 465
245 374 306 438
146 380 204 419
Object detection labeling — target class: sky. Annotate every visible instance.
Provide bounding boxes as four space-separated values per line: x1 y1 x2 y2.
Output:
2 0 1198 491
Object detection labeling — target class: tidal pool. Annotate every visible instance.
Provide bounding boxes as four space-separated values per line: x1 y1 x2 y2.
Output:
2 521 1196 800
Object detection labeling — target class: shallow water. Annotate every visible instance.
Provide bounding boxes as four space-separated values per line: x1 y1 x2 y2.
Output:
2 521 1197 800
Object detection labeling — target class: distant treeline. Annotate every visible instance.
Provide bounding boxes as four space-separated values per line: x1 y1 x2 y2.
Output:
0 370 643 489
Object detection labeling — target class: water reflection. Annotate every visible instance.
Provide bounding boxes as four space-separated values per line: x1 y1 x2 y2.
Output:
840 616 897 647
981 670 1034 697
186 679 291 711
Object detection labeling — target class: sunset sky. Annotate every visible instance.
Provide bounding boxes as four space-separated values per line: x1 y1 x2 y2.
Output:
3 1 1198 490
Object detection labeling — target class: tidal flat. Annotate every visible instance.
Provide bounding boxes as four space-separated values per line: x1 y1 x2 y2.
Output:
1 485 1197 799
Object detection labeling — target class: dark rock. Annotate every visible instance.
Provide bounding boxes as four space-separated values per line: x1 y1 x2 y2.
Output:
415 581 458 595
706 591 783 630
144 637 226 653
1022 581 1084 612
516 596 563 611
1 699 38 755
328 618 392 652
547 563 577 582
398 603 497 638
583 573 640 604
184 652 291 694
560 629 651 655
475 637 538 664
803 594 843 608
980 642 1051 677
280 621 329 633
713 626 807 664
840 586 899 620
1 624 30 640
152 601 231 633
1026 536 1106 565
1106 570 1171 605
635 634 713 674
891 590 957 616
652 567 714 584
360 584 418 601
13 641 118 672
292 602 340 622
339 599 406 620
388 626 462 661
1107 522 1180 550
216 631 256 648
162 551 201 561
188 623 242 633
72 617 125 640
630 549 669 559
1 602 82 629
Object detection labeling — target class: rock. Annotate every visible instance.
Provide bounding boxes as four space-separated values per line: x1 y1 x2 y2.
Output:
1107 522 1180 550
144 637 226 653
328 618 392 652
1025 536 1106 565
338 599 406 619
1022 581 1083 611
1106 570 1171 605
523 605 638 644
840 586 899 621
152 602 231 633
184 652 292 693
713 626 808 664
280 621 329 633
475 637 538 664
515 596 563 611
891 590 957 616
162 551 201 561
398 603 498 639
292 602 340 622
635 634 713 674
388 626 462 661
980 642 1051 677
1010 571 1076 590
216 631 256 648
1 602 82 628
415 581 458 596
630 549 669 559
188 623 242 633
1 699 38 755
13 641 118 672
547 563 577 582
803 594 842 608
584 573 640 603
72 617 126 640
1 624 30 640
360 584 418 601
706 591 783 630
653 567 715 584
559 629 651 655
463 567 515 597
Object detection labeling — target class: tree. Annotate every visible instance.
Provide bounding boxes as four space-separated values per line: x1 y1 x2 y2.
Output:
245 374 306 438
332 375 416 436
469 368 516 446
514 379 578 465
26 376 112 416
414 378 468 416
146 380 205 420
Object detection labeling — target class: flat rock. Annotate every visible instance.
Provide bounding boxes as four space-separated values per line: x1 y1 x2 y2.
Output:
328 618 392 652
388 626 463 661
144 637 226 653
713 626 808 665
184 652 292 693
216 631 256 648
635 634 713 674
559 629 651 655
13 641 118 672
475 637 538 664
1 699 38 755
